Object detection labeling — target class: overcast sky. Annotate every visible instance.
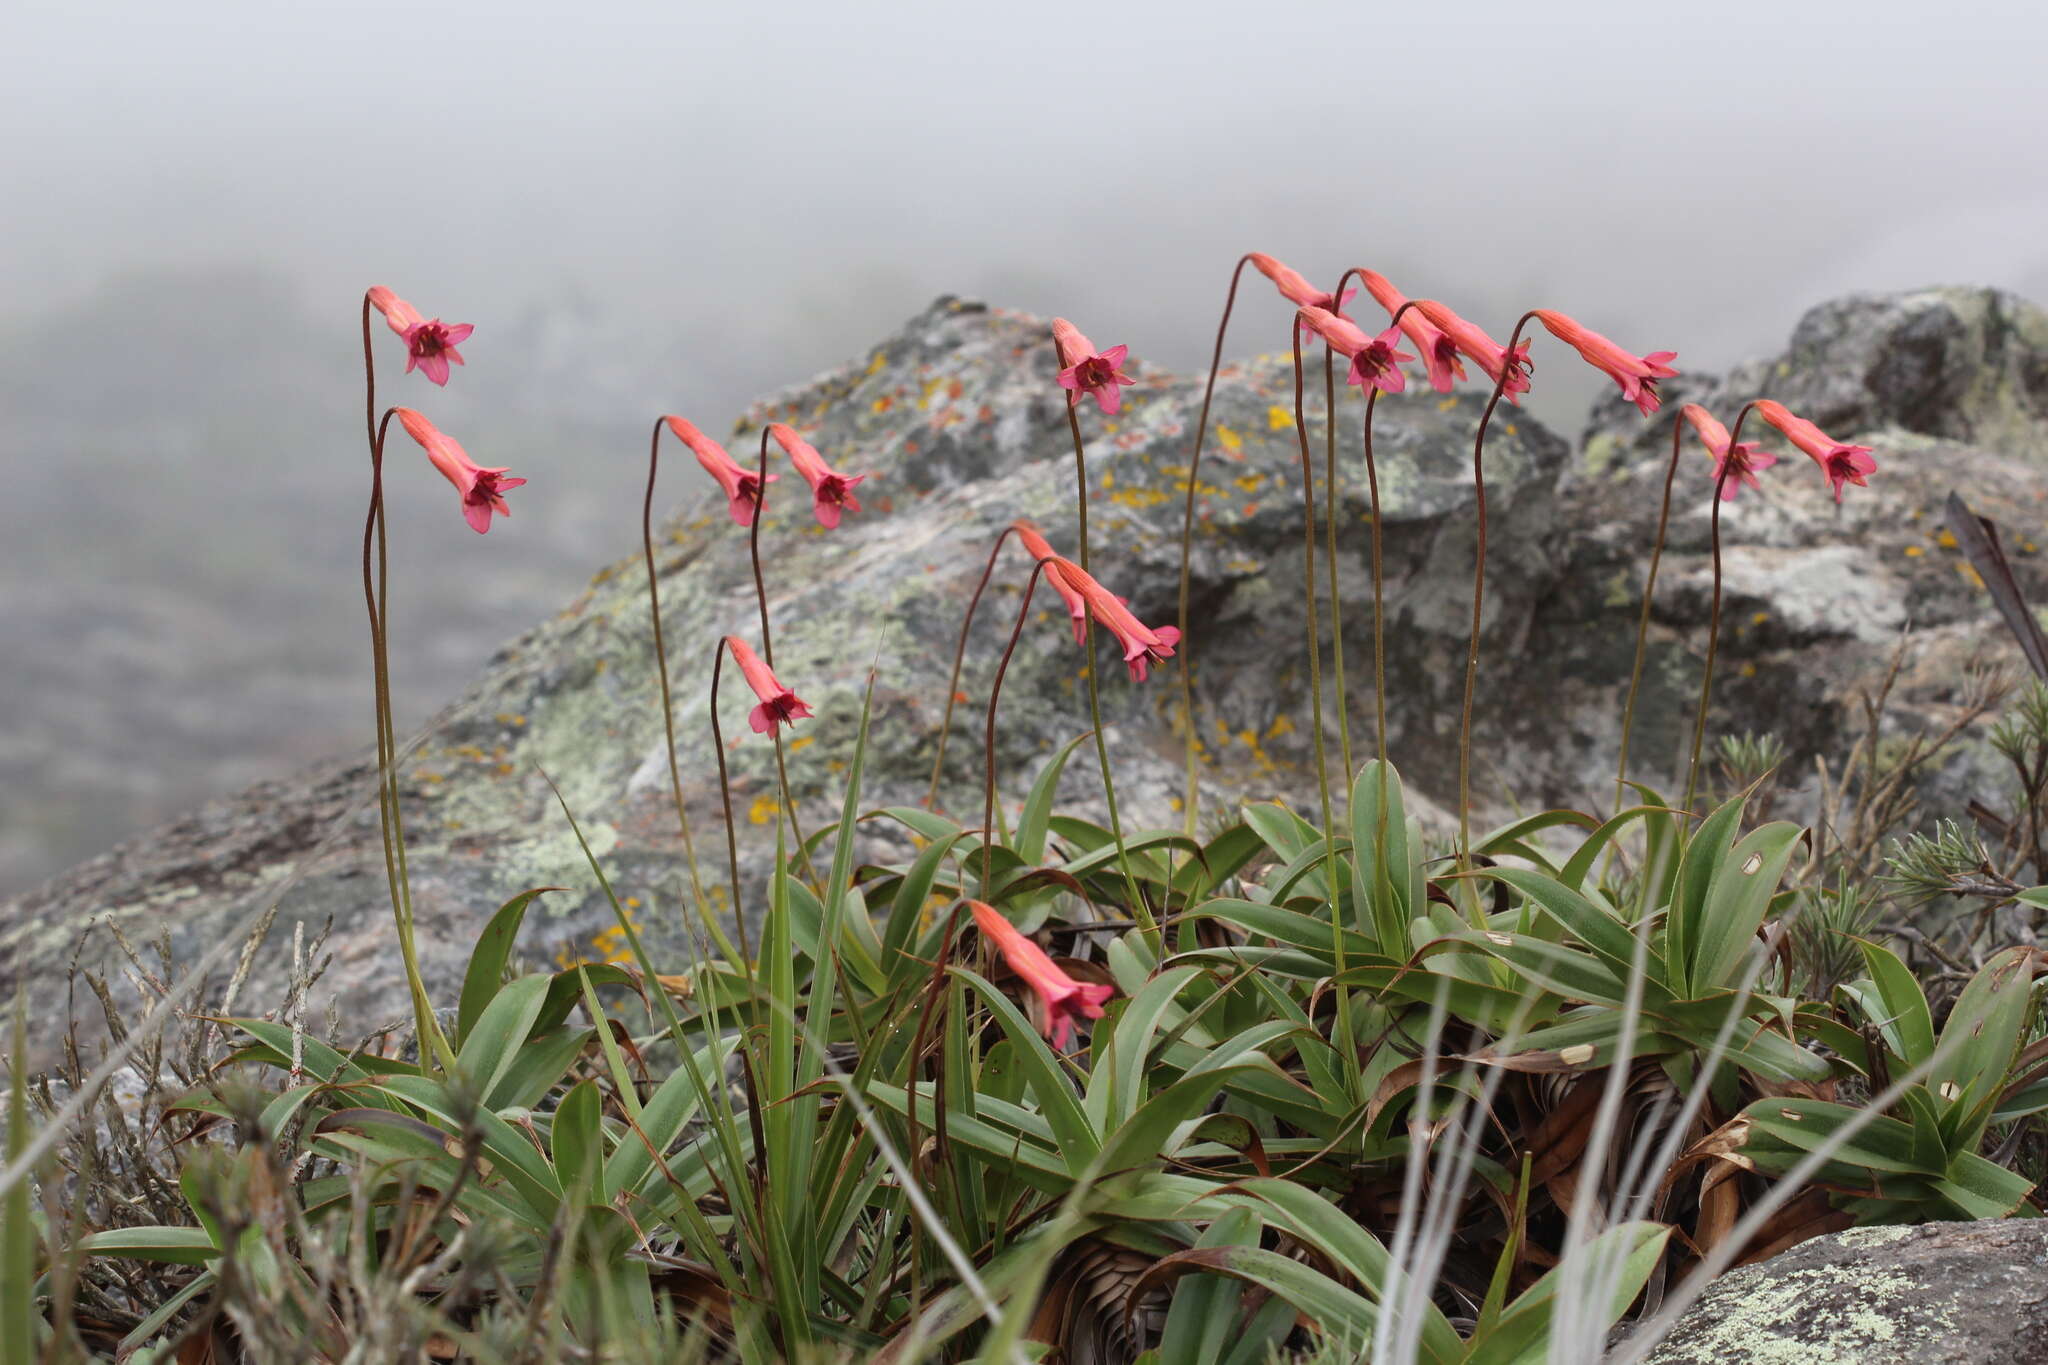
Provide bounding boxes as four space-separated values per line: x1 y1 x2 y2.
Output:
9 0 2048 423
5 0 2047 890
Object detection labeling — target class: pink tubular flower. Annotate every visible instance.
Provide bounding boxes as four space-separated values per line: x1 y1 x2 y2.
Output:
1048 557 1182 682
1412 300 1533 404
1680 404 1778 501
367 286 473 387
1052 318 1137 416
767 423 867 529
393 407 524 533
1247 252 1357 313
968 900 1113 1049
1752 400 1877 503
1358 270 1462 393
1532 310 1677 418
1296 306 1414 394
1013 521 1090 644
724 635 814 735
665 416 777 526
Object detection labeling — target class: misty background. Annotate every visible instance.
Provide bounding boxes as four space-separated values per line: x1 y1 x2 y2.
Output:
5 0 2046 895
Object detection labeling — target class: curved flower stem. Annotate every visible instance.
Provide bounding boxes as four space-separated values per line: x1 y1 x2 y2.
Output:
1616 419 1687 816
926 527 1020 814
1684 404 1753 813
1176 255 1254 837
750 429 819 891
1458 310 1541 882
1290 326 1354 1064
1322 341 1356 781
643 420 730 961
984 561 1049 900
1059 356 1159 953
707 639 754 965
1343 281 1410 773
359 298 452 1072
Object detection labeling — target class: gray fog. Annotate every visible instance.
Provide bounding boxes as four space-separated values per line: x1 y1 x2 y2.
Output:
4 0 2045 891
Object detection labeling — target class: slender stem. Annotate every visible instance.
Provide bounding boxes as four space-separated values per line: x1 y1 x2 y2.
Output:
1458 310 1541 878
1289 328 1340 862
1345 281 1408 772
1684 404 1754 812
359 298 452 1072
1059 354 1159 951
750 429 817 888
1322 340 1355 780
985 562 1049 900
708 641 754 964
1176 255 1255 837
1616 419 1686 815
643 420 725 959
926 527 1020 814
1290 325 1352 1067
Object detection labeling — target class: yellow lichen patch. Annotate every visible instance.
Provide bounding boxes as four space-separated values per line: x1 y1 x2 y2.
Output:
1267 405 1293 430
866 350 888 376
1100 470 1114 489
788 735 815 753
494 713 527 728
1904 545 1924 558
1936 528 1959 549
1740 663 1758 678
1503 423 1517 437
748 794 778 826
1751 612 1770 626
1437 396 1458 413
1235 474 1264 493
1216 424 1243 455
871 396 894 415
1959 562 1985 588
1111 485 1171 509
1264 714 1295 742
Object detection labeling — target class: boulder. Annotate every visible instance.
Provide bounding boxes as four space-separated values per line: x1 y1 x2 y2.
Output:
7 287 2048 1056
1637 1220 2048 1364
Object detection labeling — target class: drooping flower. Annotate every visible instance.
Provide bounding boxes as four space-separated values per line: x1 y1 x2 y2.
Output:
768 423 868 529
1296 306 1414 394
724 635 814 735
1247 251 1360 336
1753 400 1877 502
1412 300 1534 404
367 286 473 387
665 416 777 525
1680 404 1779 501
1532 310 1677 418
1358 270 1462 393
968 900 1113 1049
1048 556 1182 682
1013 521 1090 643
1052 318 1137 416
393 407 524 533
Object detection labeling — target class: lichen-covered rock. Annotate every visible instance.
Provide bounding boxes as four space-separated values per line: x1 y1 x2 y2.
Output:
1637 1221 2048 1364
7 287 2048 1056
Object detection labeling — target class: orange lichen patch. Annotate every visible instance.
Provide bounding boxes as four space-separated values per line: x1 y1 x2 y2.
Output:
871 396 895 415
788 735 815 753
1904 545 1925 558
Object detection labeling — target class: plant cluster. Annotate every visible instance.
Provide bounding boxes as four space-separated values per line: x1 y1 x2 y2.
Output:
4 256 2044 1364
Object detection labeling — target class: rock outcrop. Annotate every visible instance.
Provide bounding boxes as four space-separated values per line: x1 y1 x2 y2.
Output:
1638 1220 2048 1364
6 286 2048 1055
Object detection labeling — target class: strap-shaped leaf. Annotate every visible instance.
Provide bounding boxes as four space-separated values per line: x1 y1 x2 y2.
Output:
457 887 562 1045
